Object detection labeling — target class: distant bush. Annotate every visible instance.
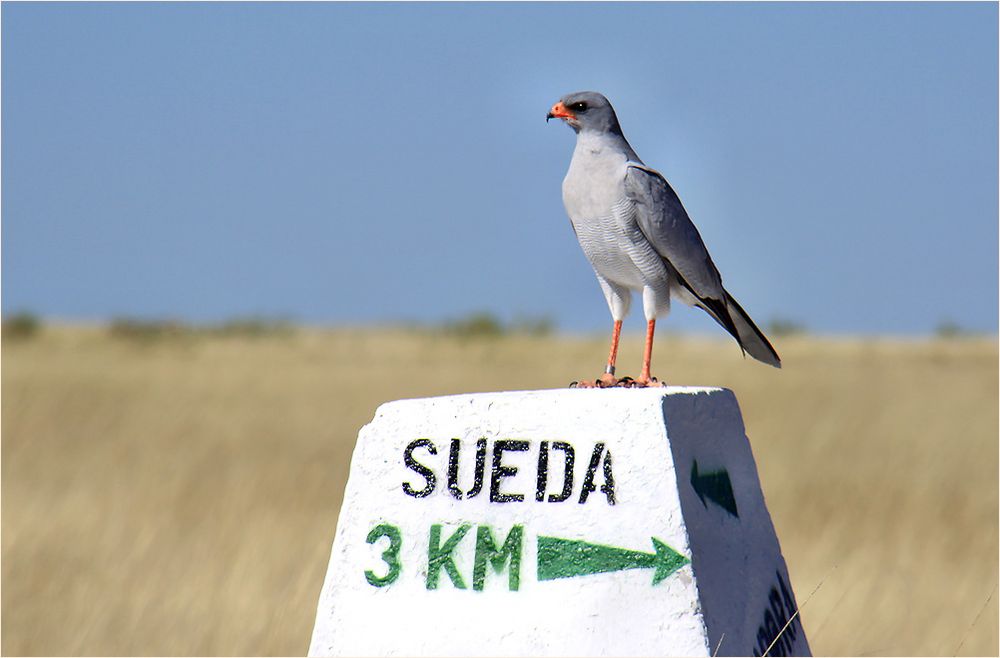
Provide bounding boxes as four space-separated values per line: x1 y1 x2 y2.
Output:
768 317 807 337
442 312 556 339
511 314 555 337
108 317 188 341
444 312 505 338
935 320 969 338
212 317 296 338
2 312 42 340
108 316 297 342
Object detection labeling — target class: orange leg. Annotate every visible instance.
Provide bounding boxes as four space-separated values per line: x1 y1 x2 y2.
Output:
598 320 623 386
638 318 657 385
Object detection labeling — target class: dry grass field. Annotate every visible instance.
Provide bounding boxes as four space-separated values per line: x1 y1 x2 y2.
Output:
2 325 997 656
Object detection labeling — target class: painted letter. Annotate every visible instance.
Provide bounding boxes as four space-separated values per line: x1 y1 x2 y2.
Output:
579 442 616 505
490 440 529 503
447 438 487 499
402 439 437 498
364 523 402 587
548 441 575 503
473 525 523 591
426 523 471 590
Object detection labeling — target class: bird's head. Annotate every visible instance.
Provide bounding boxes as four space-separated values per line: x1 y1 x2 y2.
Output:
546 91 622 135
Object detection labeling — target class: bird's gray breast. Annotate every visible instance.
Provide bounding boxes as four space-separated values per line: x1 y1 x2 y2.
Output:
562 140 669 292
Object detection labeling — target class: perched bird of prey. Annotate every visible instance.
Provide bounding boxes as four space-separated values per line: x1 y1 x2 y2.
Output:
547 91 780 387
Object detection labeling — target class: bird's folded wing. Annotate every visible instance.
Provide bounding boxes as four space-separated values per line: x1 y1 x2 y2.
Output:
624 163 726 300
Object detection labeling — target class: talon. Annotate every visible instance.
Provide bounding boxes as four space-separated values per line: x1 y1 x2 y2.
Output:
598 373 618 388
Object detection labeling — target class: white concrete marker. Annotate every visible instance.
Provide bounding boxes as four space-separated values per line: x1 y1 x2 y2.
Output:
309 388 810 657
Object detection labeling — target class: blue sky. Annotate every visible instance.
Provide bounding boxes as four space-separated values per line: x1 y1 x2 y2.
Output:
3 2 997 334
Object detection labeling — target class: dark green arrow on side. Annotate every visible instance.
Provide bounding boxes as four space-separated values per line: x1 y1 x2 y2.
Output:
690 460 739 518
536 535 689 585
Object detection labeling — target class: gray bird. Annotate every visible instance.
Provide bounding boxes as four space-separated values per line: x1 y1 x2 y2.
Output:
547 91 780 387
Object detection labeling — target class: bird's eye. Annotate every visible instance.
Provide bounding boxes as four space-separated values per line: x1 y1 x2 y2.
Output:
572 102 588 112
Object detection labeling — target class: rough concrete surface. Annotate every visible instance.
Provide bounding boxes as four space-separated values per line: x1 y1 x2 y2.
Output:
309 388 809 657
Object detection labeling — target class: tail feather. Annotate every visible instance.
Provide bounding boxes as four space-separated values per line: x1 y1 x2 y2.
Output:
721 292 781 368
695 291 781 368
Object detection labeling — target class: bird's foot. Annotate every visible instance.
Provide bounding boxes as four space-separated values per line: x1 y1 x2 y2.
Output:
569 373 622 388
598 372 619 387
569 375 664 388
615 376 662 388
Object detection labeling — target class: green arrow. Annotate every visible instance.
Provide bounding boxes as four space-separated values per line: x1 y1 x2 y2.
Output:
536 535 689 585
690 460 739 518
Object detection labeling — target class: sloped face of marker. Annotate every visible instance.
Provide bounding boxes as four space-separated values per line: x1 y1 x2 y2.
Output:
691 459 739 518
536 535 688 585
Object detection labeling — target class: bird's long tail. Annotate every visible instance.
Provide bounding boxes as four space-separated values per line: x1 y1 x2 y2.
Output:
698 292 781 368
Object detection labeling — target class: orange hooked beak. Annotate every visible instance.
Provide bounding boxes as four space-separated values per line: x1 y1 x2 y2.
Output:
546 101 576 122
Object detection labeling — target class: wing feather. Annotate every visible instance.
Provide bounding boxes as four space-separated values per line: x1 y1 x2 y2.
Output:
624 162 782 368
624 163 724 300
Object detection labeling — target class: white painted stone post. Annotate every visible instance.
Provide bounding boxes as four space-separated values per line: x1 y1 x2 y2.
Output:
309 388 810 657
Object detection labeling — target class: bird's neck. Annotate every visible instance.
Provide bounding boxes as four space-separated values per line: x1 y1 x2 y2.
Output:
574 129 640 162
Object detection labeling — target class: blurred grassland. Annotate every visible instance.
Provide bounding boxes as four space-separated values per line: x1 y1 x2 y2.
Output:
2 325 997 656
